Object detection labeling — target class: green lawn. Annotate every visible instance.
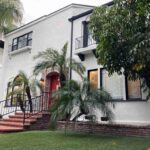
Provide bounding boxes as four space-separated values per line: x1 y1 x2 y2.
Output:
0 131 150 150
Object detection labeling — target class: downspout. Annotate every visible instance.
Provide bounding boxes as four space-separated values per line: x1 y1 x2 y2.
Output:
69 19 74 80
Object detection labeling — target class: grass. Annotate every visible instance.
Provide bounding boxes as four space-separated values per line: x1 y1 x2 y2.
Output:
0 131 150 150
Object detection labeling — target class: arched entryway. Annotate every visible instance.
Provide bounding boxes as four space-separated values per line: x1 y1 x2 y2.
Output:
46 72 60 107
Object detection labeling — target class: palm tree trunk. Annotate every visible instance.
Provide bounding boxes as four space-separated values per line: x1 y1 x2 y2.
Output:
72 113 83 122
26 86 33 112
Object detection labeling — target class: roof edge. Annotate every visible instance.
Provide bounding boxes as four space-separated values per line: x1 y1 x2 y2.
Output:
5 3 94 37
69 1 114 22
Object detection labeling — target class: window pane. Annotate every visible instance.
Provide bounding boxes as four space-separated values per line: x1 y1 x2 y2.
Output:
89 70 98 89
28 40 32 46
128 80 141 99
12 45 17 51
28 32 32 40
102 69 123 99
18 35 27 48
13 38 17 45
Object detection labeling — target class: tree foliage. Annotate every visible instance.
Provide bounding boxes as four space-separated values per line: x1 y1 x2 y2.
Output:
7 71 42 112
49 79 114 129
33 43 85 87
0 0 23 33
90 0 150 98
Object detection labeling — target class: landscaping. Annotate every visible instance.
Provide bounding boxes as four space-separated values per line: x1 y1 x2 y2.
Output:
0 131 150 150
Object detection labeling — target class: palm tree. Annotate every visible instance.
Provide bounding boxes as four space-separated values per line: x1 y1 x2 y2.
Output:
33 43 85 87
49 78 114 129
0 0 23 33
7 71 43 112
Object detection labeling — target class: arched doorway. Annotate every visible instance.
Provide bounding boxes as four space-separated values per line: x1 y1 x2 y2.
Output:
46 72 60 107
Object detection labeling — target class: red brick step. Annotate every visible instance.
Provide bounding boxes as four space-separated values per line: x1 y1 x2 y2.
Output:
0 112 46 133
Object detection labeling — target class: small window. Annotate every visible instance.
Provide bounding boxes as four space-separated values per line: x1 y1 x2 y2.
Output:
88 69 98 89
11 32 33 51
127 79 141 99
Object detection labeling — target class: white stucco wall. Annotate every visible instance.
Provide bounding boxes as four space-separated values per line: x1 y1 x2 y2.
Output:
72 12 150 125
0 4 93 100
0 48 3 83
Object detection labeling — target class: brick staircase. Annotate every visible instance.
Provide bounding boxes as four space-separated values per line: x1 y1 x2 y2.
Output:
0 112 44 133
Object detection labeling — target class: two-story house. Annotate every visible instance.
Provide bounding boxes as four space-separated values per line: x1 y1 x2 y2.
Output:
0 2 150 126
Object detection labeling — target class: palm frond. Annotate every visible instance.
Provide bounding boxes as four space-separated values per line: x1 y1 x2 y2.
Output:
50 79 114 125
33 48 59 61
61 42 68 59
0 0 23 33
30 78 43 97
18 71 29 85
33 43 86 84
7 88 23 98
33 61 56 75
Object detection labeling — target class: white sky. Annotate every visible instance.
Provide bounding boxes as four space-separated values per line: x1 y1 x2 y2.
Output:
21 0 111 23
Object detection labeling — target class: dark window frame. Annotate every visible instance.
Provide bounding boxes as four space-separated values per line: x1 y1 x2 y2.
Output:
88 68 98 89
82 21 89 48
11 31 33 51
125 75 143 101
100 68 144 101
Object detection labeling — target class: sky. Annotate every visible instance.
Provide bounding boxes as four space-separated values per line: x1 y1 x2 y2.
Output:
21 0 112 23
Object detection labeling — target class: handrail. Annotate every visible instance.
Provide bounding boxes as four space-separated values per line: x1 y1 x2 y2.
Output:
23 92 51 124
75 33 96 49
0 97 20 117
0 92 51 125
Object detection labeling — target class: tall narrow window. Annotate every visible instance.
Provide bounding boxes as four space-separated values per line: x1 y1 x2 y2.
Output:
12 38 18 51
88 69 98 89
83 21 89 47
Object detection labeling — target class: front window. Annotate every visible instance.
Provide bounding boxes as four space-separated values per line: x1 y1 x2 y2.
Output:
101 69 123 100
88 69 98 89
12 32 33 51
127 79 141 99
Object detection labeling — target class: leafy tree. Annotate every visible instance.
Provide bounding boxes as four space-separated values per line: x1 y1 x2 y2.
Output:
7 71 42 112
0 0 23 33
90 0 150 98
33 43 85 87
49 79 114 129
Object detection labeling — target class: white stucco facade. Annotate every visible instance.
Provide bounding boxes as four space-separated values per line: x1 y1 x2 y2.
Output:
0 3 150 125
72 9 150 125
0 4 93 100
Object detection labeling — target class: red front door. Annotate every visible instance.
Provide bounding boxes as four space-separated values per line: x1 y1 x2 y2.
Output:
49 74 60 107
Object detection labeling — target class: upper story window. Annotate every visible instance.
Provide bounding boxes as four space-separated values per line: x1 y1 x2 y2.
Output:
75 21 96 49
12 32 33 51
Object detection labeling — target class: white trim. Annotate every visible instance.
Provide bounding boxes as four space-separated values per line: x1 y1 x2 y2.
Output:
8 46 32 57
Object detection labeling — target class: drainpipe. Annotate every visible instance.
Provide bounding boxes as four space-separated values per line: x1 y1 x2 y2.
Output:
69 19 74 80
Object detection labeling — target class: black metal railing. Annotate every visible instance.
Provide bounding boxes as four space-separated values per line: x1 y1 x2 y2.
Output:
0 92 51 125
0 96 21 117
75 34 96 49
22 92 51 124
